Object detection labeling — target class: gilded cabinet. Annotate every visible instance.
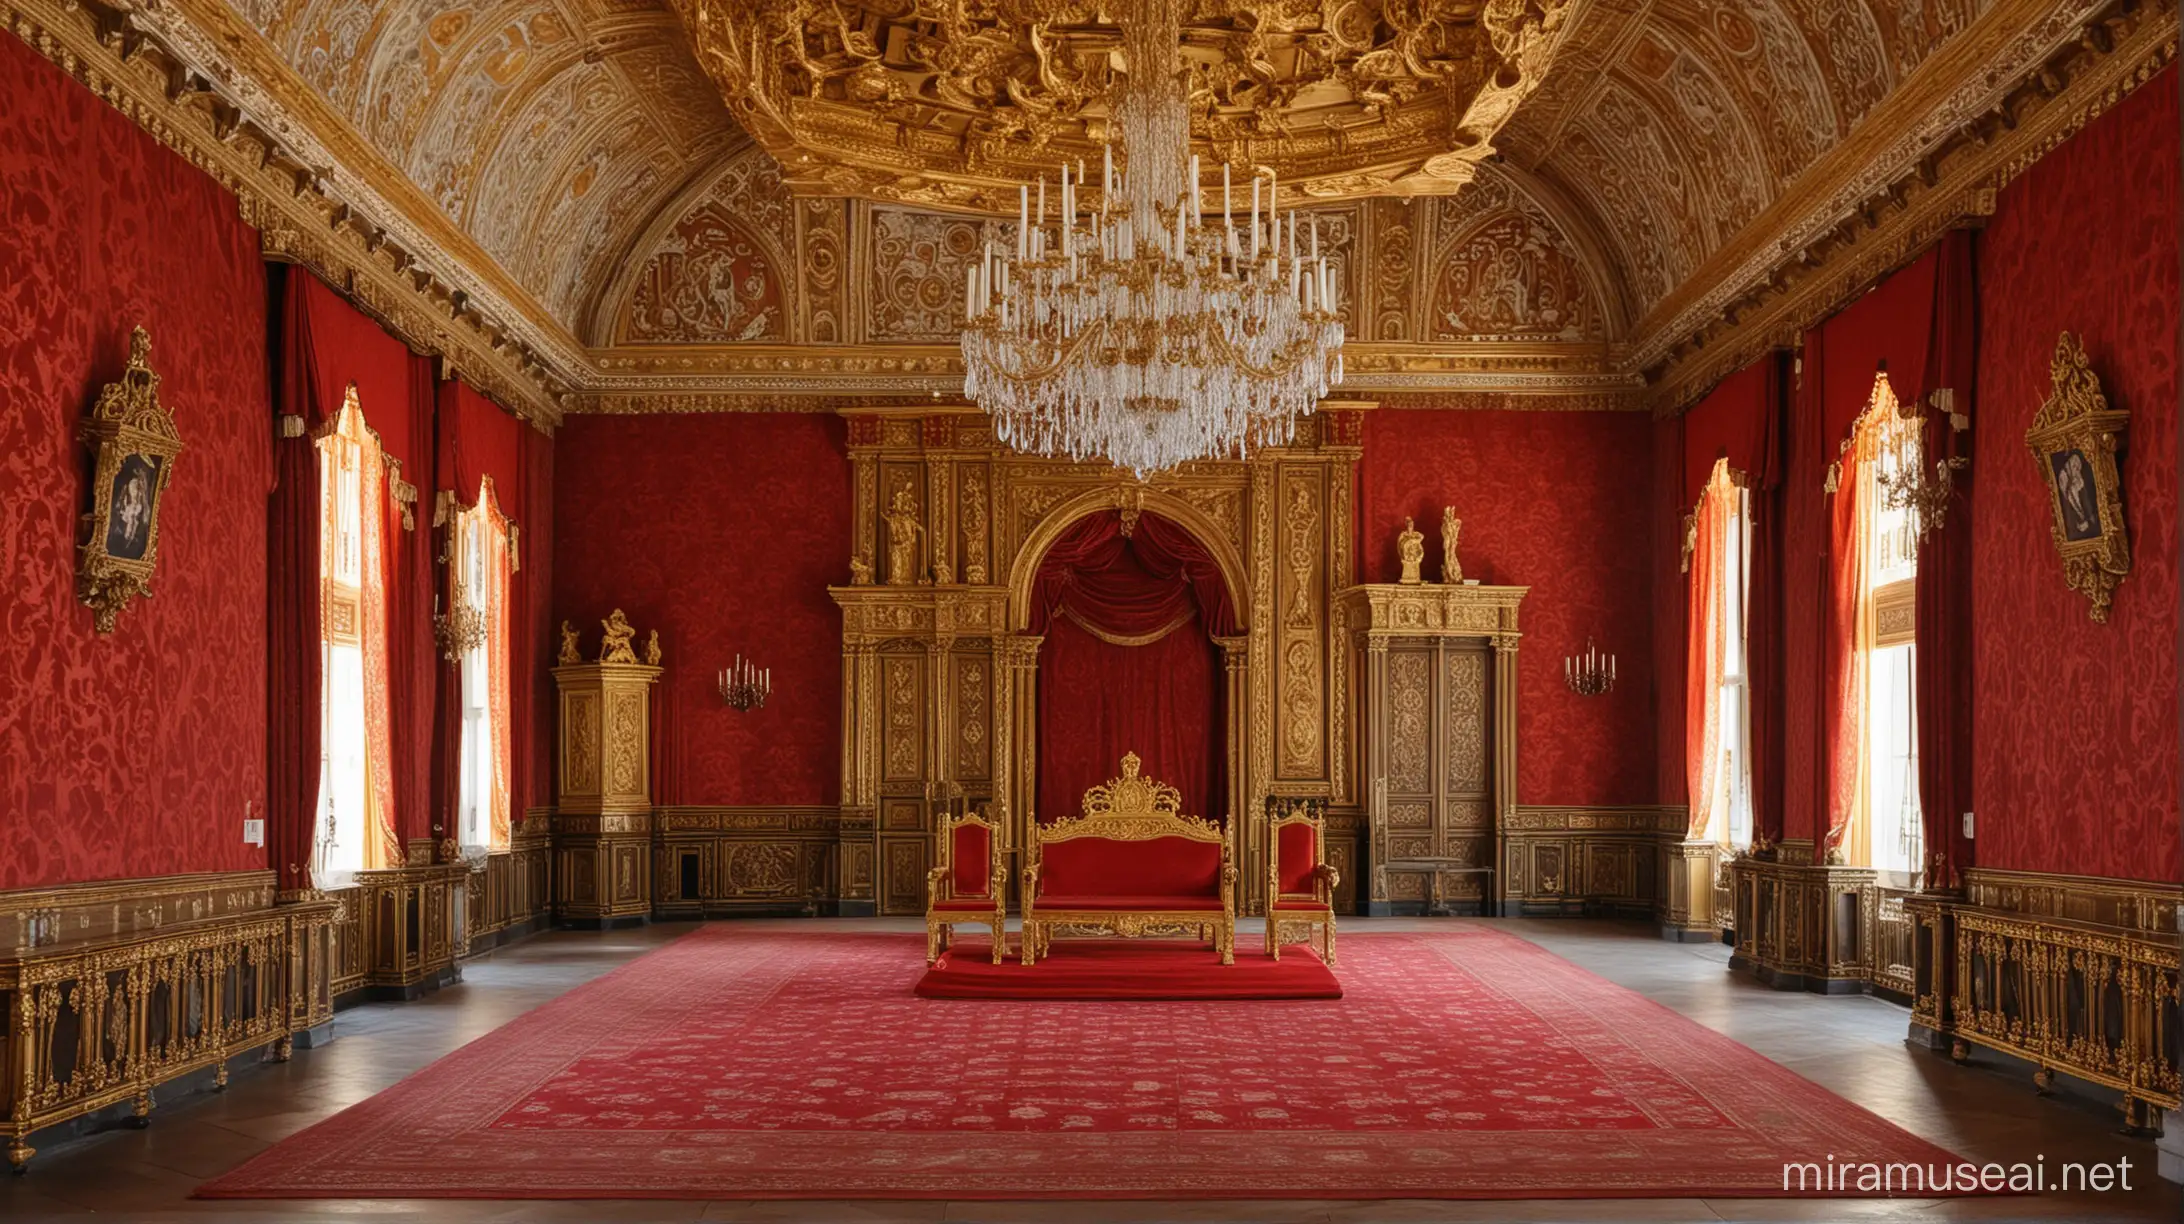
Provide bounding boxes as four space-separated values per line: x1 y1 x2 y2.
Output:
1340 584 1525 915
552 660 662 926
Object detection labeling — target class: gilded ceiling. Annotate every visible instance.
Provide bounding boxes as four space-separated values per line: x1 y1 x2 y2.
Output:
87 0 2148 405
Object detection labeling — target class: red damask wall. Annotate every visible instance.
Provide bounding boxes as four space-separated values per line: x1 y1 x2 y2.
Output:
0 33 272 889
1360 410 1656 806
1971 68 2180 882
554 413 852 806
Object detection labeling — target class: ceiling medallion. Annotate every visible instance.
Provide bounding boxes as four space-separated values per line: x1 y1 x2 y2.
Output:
677 1 1556 207
960 0 1345 474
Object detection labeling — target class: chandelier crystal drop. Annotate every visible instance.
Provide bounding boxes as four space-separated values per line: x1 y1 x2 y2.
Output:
959 0 1345 475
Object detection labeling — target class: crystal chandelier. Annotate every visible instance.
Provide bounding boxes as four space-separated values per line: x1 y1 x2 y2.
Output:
959 0 1345 475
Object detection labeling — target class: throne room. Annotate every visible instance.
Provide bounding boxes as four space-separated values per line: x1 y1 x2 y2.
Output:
1 0 2179 1220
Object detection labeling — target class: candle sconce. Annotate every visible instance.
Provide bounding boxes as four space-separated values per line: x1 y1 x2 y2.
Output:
1564 637 1616 697
718 654 771 711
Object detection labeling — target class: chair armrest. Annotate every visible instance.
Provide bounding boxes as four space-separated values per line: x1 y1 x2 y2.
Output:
988 862 1008 900
1313 863 1341 890
925 865 948 908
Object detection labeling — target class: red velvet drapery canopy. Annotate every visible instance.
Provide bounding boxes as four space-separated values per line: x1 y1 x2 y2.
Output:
1032 511 1236 827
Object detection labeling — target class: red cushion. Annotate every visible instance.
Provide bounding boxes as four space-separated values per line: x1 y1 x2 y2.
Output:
932 897 999 913
1275 821 1319 895
1038 834 1222 898
951 822 993 896
1272 898 1332 911
1030 895 1226 912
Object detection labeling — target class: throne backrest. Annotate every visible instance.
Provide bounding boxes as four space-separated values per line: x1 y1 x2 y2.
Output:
1269 798 1326 897
1032 752 1228 898
941 808 1001 898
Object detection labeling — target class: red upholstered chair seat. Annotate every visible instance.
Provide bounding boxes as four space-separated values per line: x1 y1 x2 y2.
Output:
932 897 1000 912
1036 835 1223 899
1035 894 1227 911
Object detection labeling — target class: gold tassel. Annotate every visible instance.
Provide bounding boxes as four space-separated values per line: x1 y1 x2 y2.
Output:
507 520 521 573
279 414 306 439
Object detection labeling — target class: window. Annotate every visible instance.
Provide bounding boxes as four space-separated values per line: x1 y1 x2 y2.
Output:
452 482 513 855
1847 374 1923 880
1692 459 1753 851
313 388 397 884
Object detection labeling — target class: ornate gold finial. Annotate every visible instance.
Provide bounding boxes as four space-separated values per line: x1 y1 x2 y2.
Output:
1440 506 1463 583
599 609 639 663
1396 516 1425 585
644 629 662 667
1119 751 1142 779
1055 751 1223 840
557 620 582 665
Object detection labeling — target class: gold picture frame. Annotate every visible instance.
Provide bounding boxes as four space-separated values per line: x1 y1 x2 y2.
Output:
78 326 183 634
2024 331 2129 622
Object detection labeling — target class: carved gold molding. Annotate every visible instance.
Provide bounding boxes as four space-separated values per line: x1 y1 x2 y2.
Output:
2 0 566 426
1644 0 2176 414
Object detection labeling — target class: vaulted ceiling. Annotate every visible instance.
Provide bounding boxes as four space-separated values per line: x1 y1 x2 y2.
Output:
102 0 2160 408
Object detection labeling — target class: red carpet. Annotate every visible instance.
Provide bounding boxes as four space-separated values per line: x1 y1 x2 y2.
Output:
199 927 1974 1200
916 938 1343 999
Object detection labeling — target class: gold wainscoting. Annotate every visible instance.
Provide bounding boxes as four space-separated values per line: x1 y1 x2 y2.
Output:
337 839 467 1001
0 871 339 1172
464 819 553 956
652 807 841 917
1501 806 1687 921
1904 870 2180 1126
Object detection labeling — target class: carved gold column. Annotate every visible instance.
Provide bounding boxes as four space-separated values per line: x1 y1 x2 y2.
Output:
1214 635 1255 913
551 658 661 927
1489 630 1521 914
836 636 879 915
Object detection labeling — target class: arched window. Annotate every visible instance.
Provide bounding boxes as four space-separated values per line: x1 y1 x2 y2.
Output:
314 388 398 882
452 480 514 855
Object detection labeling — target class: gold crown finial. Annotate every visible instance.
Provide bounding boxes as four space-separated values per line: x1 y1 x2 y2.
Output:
1119 751 1141 778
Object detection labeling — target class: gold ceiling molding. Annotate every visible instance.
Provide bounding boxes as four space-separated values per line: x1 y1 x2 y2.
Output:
670 0 1573 208
1645 0 2174 415
4 0 564 427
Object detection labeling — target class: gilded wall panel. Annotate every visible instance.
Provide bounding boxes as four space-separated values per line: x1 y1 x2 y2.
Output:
1444 650 1487 794
795 196 848 343
1276 469 1325 780
880 653 926 784
955 653 992 781
1387 650 1432 795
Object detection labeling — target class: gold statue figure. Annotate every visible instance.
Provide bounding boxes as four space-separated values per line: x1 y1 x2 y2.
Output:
848 555 874 586
644 629 662 667
1397 516 1425 585
883 488 924 585
557 620 582 665
599 609 639 664
1441 507 1463 583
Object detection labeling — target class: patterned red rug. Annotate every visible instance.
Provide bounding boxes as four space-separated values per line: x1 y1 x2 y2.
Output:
915 937 1343 999
198 927 1971 1200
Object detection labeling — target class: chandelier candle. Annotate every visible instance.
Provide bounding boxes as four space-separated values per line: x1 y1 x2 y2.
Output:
960 0 1345 475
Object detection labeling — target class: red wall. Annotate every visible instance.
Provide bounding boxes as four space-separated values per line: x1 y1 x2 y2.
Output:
0 33 272 889
554 413 851 806
1360 410 1657 806
1971 67 2180 882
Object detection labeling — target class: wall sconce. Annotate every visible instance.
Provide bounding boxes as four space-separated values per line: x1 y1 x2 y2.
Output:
1564 637 1615 696
719 654 770 711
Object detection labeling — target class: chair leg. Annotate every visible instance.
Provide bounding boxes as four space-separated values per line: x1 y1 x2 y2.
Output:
926 923 941 966
1325 913 1338 967
1219 920 1234 966
991 919 1006 964
1267 915 1279 961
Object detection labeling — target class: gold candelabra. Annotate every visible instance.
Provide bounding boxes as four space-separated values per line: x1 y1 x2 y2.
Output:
1564 637 1615 696
719 654 770 711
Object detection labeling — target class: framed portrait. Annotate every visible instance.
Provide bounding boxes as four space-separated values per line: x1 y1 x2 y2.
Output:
2024 331 2128 622
78 326 184 634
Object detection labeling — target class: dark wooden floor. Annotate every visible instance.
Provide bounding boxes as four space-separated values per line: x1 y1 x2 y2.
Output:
2 917 2174 1223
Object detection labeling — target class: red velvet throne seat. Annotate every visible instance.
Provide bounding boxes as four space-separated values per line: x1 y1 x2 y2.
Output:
1022 752 1236 965
927 806 1007 964
1266 798 1339 964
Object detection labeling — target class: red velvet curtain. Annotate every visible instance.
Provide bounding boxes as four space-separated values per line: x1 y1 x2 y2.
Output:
1915 230 1977 887
268 268 324 892
1823 437 1867 862
393 354 438 847
1032 511 1235 825
515 426 553 823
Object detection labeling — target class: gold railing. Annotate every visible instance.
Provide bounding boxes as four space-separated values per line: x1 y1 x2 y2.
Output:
0 871 338 1171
